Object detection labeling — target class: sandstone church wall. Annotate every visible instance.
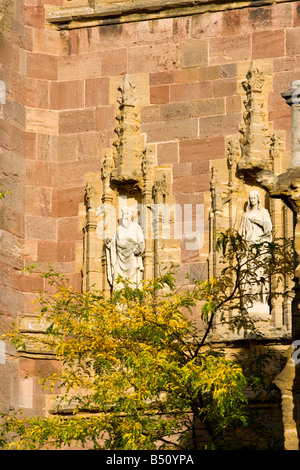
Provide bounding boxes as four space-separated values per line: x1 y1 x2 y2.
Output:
0 0 299 435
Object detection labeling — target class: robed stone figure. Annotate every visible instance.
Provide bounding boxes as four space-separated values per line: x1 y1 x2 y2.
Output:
239 190 272 310
105 208 145 291
239 190 272 245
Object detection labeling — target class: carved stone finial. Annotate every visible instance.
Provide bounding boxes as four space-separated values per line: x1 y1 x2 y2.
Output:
242 63 265 95
84 182 95 209
227 137 241 168
101 151 114 180
142 146 155 178
110 75 145 185
238 63 273 175
117 74 136 108
152 173 169 199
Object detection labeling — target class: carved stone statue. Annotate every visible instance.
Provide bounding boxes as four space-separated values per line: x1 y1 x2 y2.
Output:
239 190 273 311
105 208 145 290
239 190 272 244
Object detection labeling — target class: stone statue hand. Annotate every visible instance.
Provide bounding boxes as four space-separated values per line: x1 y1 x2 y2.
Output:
134 242 143 256
248 215 263 227
105 238 111 248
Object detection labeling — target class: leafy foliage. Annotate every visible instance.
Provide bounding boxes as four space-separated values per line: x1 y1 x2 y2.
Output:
209 229 294 334
0 230 293 450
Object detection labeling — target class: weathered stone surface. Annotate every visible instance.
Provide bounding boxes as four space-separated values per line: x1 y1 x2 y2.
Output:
46 0 298 30
180 39 208 68
275 348 299 450
1 0 300 449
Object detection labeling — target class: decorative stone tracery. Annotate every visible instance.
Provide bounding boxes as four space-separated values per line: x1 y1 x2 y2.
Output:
210 61 293 336
81 75 180 294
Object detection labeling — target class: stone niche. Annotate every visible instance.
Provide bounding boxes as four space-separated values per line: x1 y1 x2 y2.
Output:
209 61 294 341
79 75 181 295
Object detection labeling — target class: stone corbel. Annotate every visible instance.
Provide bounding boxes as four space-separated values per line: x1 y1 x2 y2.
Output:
257 168 300 215
257 81 300 216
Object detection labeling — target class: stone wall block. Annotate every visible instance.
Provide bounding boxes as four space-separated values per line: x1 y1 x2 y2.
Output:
180 39 208 68
286 27 300 56
25 186 52 217
252 29 285 59
33 28 60 55
26 52 59 80
199 113 242 138
25 215 57 242
173 173 210 194
179 137 225 162
59 52 102 80
191 97 225 117
157 141 179 165
141 118 198 143
150 85 170 105
50 80 85 110
101 48 128 77
209 34 252 65
85 77 110 107
128 44 180 74
170 81 213 102
26 108 59 134
160 102 191 121
52 187 84 217
58 109 95 134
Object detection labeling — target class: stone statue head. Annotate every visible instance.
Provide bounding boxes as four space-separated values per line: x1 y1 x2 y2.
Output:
247 190 261 211
121 208 134 227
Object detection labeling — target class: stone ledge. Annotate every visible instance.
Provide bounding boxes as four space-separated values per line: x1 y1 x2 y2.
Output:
46 0 295 30
17 314 55 359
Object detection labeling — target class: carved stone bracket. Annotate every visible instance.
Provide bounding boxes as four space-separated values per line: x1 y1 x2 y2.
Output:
257 168 300 215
